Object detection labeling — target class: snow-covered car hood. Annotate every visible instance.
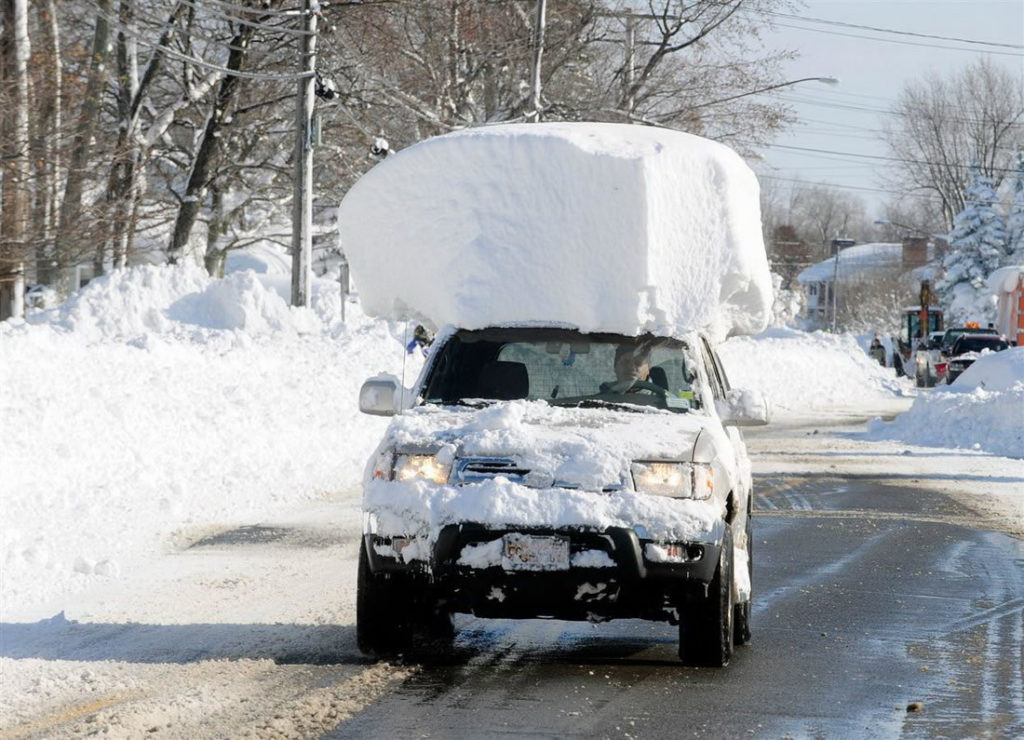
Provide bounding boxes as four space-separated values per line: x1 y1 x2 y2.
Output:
362 400 734 547
379 399 718 490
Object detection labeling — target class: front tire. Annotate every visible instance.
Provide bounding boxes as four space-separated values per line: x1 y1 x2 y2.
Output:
679 526 735 667
733 514 753 646
356 542 408 657
357 541 455 660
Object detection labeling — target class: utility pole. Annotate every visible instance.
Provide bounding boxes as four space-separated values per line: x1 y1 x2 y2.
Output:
528 0 546 122
291 0 317 307
622 15 635 115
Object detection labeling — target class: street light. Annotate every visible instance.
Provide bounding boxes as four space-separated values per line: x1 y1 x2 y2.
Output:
873 218 929 237
692 76 839 109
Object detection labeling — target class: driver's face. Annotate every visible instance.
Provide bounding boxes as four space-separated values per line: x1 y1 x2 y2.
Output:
615 351 650 382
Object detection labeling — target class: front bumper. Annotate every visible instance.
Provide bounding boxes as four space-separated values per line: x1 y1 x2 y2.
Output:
364 521 724 622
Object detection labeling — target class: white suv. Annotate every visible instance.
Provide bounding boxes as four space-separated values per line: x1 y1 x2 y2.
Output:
357 325 767 667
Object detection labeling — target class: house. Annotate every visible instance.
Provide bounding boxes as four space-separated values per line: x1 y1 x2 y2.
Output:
797 238 938 330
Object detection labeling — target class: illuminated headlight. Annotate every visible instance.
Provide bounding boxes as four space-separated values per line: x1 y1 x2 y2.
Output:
631 461 714 500
393 454 450 484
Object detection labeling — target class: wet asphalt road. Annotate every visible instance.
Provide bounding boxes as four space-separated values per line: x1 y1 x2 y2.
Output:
332 475 1024 739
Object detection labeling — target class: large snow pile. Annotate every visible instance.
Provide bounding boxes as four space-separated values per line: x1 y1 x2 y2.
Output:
866 347 1024 459
719 327 912 417
1 258 421 612
339 122 771 342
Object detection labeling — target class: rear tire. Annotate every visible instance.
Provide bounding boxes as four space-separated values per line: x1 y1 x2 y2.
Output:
679 526 734 667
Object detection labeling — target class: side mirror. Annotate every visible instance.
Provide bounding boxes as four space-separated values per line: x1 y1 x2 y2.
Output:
718 388 769 427
359 375 402 416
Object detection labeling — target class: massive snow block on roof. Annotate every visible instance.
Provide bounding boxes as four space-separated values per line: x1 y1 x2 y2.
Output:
339 122 771 340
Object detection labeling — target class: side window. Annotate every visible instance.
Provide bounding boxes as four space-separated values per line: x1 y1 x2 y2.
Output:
699 337 726 400
708 344 732 392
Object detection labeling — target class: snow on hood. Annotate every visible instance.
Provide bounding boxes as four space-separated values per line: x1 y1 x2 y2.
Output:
338 122 771 343
364 400 727 545
381 400 715 488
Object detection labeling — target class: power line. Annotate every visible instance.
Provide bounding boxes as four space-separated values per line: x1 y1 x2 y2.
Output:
768 21 1024 57
776 92 1024 128
83 0 310 82
758 141 1022 174
761 8 1024 50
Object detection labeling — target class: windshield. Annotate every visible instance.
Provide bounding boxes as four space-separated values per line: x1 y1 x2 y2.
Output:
952 336 1008 354
421 328 702 413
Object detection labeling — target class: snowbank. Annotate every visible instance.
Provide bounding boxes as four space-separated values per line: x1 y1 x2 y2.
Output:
866 347 1024 459
1 260 421 612
339 122 771 342
719 327 912 417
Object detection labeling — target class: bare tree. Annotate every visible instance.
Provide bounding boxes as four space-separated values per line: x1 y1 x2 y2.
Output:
53 0 113 296
837 268 911 335
325 0 797 151
1 0 31 276
882 58 1024 231
779 181 868 258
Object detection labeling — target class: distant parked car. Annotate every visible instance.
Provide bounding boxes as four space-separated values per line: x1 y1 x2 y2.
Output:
938 325 997 355
945 334 1010 384
916 326 1000 387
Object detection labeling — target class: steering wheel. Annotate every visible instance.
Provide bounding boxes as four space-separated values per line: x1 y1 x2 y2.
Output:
600 379 668 396
625 380 669 396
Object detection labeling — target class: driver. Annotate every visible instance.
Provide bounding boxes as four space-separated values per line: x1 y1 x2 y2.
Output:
613 344 651 385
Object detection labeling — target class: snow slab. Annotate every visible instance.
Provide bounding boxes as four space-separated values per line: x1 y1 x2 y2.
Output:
338 122 771 342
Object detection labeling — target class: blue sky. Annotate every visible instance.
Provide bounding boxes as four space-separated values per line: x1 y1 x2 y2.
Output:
752 0 1024 215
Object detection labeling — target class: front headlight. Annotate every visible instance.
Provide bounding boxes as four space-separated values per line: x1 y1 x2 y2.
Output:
393 454 451 484
631 461 714 500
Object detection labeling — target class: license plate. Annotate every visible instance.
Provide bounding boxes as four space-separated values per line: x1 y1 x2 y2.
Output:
501 533 570 571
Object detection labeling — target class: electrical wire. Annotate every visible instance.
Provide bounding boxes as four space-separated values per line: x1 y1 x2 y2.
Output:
756 142 1022 174
174 0 313 36
760 8 1024 50
81 0 311 82
768 21 1024 57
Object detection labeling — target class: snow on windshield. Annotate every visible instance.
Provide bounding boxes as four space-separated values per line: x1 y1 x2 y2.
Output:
339 122 771 343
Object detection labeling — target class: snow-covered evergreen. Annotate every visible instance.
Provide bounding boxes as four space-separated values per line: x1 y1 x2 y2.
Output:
937 166 1005 324
1006 151 1024 263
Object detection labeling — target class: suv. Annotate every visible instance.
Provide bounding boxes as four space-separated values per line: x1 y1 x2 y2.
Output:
356 326 767 667
944 334 1009 383
915 326 997 387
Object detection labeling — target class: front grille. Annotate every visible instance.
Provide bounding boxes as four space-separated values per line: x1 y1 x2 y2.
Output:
453 457 530 484
453 457 625 491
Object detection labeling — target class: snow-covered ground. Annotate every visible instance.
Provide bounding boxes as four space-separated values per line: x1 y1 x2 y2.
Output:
2 257 1022 735
2 258 1021 614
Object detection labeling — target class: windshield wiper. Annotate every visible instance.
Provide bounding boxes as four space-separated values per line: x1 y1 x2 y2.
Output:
425 398 493 409
553 398 649 412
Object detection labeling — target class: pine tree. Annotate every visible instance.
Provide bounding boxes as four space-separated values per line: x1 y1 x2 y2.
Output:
1006 151 1024 263
936 166 1006 324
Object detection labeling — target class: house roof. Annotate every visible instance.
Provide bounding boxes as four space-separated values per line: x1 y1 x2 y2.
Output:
797 242 936 284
